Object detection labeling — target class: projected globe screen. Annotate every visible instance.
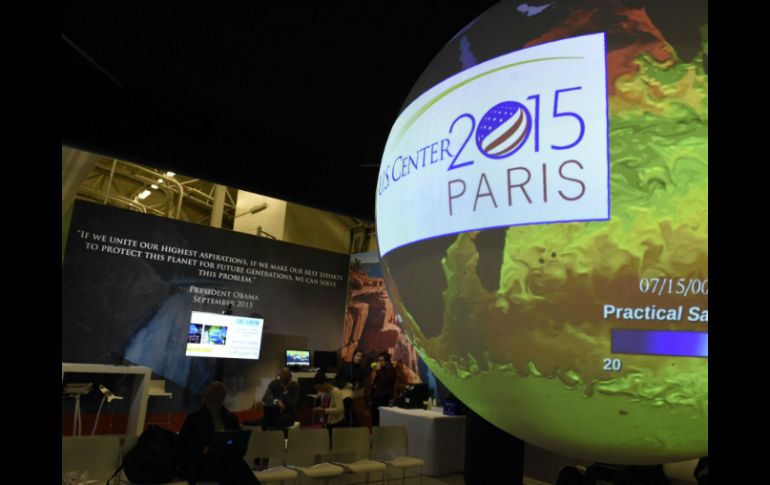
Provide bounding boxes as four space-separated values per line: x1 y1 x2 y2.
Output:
375 0 707 464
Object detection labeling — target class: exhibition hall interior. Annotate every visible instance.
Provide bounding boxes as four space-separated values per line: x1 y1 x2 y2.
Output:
62 1 708 484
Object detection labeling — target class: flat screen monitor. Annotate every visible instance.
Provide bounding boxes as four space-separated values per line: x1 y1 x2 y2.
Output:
185 311 264 360
286 349 311 369
313 350 338 371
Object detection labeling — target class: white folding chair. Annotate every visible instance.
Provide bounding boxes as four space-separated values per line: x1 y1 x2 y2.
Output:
244 429 298 485
663 458 700 484
145 379 173 427
331 427 387 485
62 436 122 483
372 426 424 485
286 428 344 485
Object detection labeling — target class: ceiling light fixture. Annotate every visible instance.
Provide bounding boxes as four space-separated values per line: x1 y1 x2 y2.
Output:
250 202 268 214
137 189 152 200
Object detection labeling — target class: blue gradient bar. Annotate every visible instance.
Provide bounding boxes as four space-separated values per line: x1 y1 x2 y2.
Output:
611 329 708 358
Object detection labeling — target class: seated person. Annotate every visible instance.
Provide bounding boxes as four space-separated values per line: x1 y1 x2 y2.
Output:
259 367 299 433
178 381 260 485
312 371 346 437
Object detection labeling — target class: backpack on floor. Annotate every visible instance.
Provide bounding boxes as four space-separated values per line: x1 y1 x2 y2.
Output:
109 425 179 484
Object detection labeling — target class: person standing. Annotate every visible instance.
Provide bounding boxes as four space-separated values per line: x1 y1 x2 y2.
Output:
334 349 365 425
370 351 396 426
334 349 364 392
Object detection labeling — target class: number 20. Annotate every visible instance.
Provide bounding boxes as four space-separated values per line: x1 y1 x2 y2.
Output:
603 358 622 371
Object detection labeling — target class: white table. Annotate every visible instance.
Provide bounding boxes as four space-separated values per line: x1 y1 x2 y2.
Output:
62 363 152 436
378 406 466 476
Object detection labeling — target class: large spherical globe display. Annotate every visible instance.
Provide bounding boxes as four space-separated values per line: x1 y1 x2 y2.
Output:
375 0 707 464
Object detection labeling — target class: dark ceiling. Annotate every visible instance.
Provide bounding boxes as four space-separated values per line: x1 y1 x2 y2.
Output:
62 1 501 221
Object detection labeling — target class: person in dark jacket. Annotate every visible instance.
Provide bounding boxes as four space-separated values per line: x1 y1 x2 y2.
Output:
334 349 364 391
370 351 396 426
334 349 365 425
259 367 300 434
178 381 260 485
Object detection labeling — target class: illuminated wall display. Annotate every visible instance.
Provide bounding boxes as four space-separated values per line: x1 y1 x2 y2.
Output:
185 311 265 360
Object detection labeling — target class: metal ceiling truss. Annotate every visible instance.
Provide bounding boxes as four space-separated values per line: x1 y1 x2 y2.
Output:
76 157 238 227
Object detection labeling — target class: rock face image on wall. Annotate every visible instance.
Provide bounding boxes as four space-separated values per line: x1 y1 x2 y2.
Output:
341 252 421 384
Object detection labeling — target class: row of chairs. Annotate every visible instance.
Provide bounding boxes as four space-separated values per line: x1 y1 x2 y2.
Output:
247 426 424 485
62 425 423 485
